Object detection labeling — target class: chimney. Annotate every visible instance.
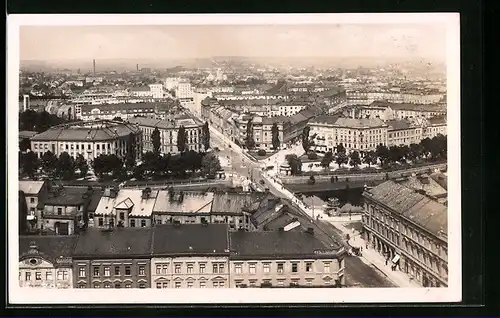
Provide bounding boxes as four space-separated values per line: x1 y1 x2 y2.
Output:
306 227 314 235
142 187 152 199
93 59 96 76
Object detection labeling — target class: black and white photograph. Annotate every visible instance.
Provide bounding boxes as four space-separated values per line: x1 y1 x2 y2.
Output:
7 13 461 304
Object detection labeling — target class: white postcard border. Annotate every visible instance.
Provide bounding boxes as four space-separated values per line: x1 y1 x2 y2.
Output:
7 13 461 304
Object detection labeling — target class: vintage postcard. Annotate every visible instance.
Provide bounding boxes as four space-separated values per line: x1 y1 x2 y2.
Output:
7 13 461 304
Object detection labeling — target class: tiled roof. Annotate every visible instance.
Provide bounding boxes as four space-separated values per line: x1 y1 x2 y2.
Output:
127 117 174 129
261 116 289 125
153 191 214 214
229 231 333 260
429 172 448 191
19 131 39 139
96 189 159 217
19 181 46 195
370 101 446 112
80 102 160 114
387 119 412 131
42 186 89 206
87 189 103 212
427 116 447 125
309 115 341 125
73 227 153 258
319 87 346 97
211 192 263 214
334 117 387 128
152 223 229 256
130 86 151 92
19 235 78 263
365 181 447 238
31 121 141 142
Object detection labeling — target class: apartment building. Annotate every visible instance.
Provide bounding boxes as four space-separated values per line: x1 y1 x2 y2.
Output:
148 84 164 99
387 119 424 147
309 116 389 153
127 116 204 154
424 116 447 138
151 224 230 289
80 103 158 121
19 236 77 288
176 81 194 101
130 86 152 98
30 120 143 161
362 180 448 287
250 116 286 150
229 230 346 288
72 227 153 288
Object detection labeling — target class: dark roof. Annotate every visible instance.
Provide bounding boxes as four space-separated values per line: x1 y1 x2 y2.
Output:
309 115 341 125
319 87 346 97
31 120 141 142
229 231 337 260
80 102 165 114
19 235 78 263
87 189 103 212
428 115 447 125
152 224 229 256
19 131 39 139
73 227 153 258
364 180 447 239
42 186 88 206
387 119 412 131
429 172 448 190
370 101 447 112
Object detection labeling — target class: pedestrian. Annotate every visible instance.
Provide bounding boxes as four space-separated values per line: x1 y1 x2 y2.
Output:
385 259 388 266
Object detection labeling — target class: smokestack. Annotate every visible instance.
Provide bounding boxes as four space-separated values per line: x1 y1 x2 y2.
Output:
136 64 139 72
93 59 96 76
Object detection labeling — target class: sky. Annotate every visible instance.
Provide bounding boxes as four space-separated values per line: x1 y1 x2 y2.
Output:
19 24 447 62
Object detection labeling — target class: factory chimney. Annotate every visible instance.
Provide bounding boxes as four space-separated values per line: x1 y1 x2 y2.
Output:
93 59 96 76
136 64 139 72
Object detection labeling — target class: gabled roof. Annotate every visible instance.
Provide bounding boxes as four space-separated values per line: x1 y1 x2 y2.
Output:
19 181 46 195
96 189 159 217
153 191 214 214
152 223 229 256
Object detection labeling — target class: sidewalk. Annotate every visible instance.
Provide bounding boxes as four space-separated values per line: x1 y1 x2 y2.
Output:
329 221 421 288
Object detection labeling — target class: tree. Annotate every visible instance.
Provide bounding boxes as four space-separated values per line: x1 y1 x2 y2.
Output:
177 125 187 153
125 132 137 170
375 144 390 166
245 118 255 150
336 143 346 155
201 152 221 177
335 152 348 168
19 138 31 152
41 151 58 177
349 151 361 167
56 152 75 180
271 122 280 150
257 149 267 156
112 117 123 122
74 154 89 178
285 154 302 175
307 175 316 185
202 121 210 150
20 151 40 179
307 152 318 160
408 143 423 161
185 150 202 172
362 150 377 167
320 151 334 169
92 154 124 180
420 137 433 158
151 127 161 154
142 151 161 177
388 146 403 164
302 126 311 153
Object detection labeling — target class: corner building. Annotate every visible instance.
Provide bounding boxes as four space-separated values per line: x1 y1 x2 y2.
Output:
30 120 142 161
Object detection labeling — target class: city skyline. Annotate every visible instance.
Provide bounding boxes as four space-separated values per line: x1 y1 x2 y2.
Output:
20 24 447 62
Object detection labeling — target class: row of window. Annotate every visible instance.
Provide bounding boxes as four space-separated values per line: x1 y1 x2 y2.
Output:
234 279 321 287
156 280 224 289
78 265 147 278
96 217 147 228
32 140 130 151
233 261 318 274
154 262 225 275
78 282 147 288
21 270 68 281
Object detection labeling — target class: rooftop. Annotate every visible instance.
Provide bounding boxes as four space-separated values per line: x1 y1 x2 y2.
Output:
365 180 447 240
73 227 153 258
387 119 412 131
153 191 214 214
229 230 337 260
333 117 387 129
19 131 39 139
370 101 447 112
41 186 89 207
152 223 229 256
31 120 141 142
19 235 78 263
19 180 46 195
96 188 159 217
